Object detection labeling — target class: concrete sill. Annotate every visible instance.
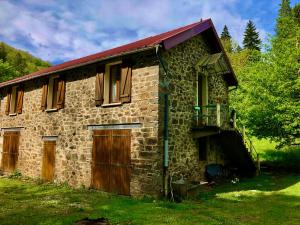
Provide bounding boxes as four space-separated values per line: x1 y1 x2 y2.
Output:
45 108 58 113
102 102 122 107
9 113 17 116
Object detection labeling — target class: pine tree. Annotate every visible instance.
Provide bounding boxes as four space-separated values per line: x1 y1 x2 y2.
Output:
221 25 231 40
277 0 292 35
243 20 261 51
293 4 300 23
220 25 233 53
279 0 292 18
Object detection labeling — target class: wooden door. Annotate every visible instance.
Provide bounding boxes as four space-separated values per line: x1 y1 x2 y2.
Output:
91 129 131 195
91 130 111 192
1 131 20 172
41 141 56 182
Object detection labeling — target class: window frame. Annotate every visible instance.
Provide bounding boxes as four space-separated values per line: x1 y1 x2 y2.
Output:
46 75 60 111
109 64 121 103
103 61 122 105
9 86 18 115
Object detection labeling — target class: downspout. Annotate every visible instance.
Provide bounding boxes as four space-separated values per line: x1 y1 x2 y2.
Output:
155 45 169 197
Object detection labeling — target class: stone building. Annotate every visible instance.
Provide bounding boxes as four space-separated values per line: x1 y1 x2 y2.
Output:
0 19 256 197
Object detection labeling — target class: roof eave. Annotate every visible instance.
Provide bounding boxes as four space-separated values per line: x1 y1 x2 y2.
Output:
0 45 157 89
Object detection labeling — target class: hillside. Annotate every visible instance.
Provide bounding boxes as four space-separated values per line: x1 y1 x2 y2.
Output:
0 42 51 82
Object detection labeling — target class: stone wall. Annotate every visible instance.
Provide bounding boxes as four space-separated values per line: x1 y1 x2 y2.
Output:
0 51 162 197
160 34 230 182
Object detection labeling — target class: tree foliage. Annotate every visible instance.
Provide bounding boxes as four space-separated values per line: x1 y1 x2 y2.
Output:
279 0 292 18
243 20 261 51
0 42 51 82
221 25 233 53
221 25 231 40
230 4 300 148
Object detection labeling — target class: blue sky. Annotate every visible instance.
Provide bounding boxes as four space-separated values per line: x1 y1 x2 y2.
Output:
0 0 299 65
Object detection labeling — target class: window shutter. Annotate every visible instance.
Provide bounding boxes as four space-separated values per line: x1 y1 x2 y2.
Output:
120 63 132 103
95 67 104 106
57 78 66 109
16 86 24 114
5 90 11 115
41 83 48 111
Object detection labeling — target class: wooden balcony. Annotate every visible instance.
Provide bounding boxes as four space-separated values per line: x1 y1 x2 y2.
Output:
191 103 232 138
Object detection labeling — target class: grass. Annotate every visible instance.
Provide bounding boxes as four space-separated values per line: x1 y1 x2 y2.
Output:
252 138 300 170
0 173 300 225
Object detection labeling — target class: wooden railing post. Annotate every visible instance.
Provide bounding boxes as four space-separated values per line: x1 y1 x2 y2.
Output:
216 103 221 127
233 111 237 128
256 153 260 175
242 125 246 144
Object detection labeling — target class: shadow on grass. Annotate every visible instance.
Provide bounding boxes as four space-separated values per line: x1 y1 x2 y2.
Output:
260 146 300 171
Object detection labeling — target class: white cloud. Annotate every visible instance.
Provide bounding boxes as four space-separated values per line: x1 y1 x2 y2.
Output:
0 0 269 64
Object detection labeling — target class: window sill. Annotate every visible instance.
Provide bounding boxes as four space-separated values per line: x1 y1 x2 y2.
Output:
9 113 17 116
102 102 122 107
45 108 58 113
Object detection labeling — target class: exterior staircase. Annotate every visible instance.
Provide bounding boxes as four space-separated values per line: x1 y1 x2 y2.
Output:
192 104 259 175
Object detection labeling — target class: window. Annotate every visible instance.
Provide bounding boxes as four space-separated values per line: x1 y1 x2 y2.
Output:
5 85 24 115
95 61 132 107
47 76 59 109
109 64 121 103
41 75 65 111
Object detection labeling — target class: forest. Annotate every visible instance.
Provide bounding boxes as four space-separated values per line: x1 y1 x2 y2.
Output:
222 0 300 149
0 42 51 83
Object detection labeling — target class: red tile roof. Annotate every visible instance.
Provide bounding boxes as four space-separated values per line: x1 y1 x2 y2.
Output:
0 18 237 87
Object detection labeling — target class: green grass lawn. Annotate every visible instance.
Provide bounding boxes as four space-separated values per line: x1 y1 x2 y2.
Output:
252 138 300 169
0 172 300 225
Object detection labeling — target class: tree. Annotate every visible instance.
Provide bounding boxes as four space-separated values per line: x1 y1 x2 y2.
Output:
243 20 261 51
220 25 233 53
12 52 26 75
221 25 231 40
0 42 7 62
0 59 19 82
292 4 300 23
279 0 292 18
230 15 300 148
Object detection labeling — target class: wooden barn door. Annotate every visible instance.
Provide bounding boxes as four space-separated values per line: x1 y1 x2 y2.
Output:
1 131 20 172
91 129 131 195
41 141 56 182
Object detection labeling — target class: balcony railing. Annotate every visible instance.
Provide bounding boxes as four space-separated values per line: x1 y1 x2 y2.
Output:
193 103 230 128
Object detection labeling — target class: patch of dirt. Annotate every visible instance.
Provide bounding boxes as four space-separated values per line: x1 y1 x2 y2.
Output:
73 217 109 225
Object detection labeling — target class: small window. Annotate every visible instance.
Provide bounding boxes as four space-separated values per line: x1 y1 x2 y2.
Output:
41 75 65 111
5 86 24 115
95 61 132 107
47 77 59 109
109 64 121 103
9 86 18 114
199 137 208 161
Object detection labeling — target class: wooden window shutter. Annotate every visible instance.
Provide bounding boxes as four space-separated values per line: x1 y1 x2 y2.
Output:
120 62 132 103
5 90 11 115
41 82 48 111
16 86 24 114
57 78 66 109
95 66 104 106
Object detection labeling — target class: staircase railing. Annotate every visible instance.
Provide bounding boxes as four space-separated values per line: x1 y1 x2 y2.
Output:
235 119 260 173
